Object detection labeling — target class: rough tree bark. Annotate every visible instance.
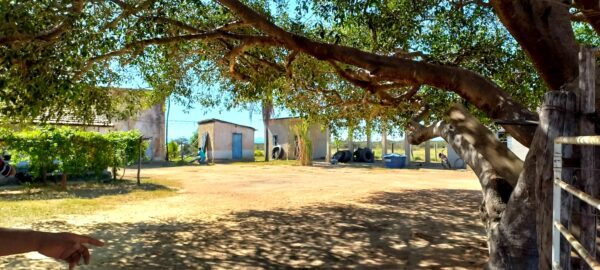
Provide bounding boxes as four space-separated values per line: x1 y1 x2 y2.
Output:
409 93 577 269
408 104 523 267
216 0 539 147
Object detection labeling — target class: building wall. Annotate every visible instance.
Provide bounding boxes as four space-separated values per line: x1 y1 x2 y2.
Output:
267 118 328 160
508 135 529 161
447 145 467 169
198 121 255 161
112 103 166 161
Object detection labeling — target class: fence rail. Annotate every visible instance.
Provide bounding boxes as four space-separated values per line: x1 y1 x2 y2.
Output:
552 136 600 270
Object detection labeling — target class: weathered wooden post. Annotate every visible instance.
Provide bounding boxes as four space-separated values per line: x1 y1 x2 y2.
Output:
576 45 597 269
137 136 142 185
538 91 576 269
404 136 411 167
381 128 388 156
424 141 431 163
325 126 331 162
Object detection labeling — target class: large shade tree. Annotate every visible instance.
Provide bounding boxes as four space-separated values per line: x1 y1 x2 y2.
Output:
2 0 599 268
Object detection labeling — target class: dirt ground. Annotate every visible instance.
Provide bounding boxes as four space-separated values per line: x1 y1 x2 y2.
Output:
0 163 489 269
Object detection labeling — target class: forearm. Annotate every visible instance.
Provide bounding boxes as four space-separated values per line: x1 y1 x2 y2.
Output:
0 228 41 256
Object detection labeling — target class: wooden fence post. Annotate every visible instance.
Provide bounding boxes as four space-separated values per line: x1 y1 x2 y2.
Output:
538 91 577 269
577 45 597 270
137 136 142 185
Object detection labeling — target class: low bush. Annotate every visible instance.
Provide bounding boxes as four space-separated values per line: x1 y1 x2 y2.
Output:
0 126 147 182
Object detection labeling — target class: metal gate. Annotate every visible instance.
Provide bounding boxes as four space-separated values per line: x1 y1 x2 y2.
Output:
552 135 600 269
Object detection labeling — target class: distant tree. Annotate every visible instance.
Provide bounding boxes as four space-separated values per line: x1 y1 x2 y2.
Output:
167 141 180 160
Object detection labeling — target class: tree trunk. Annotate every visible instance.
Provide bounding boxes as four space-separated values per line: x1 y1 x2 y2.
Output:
264 119 270 162
381 128 388 157
403 138 411 167
424 141 430 163
408 105 520 267
408 96 580 269
60 173 67 190
366 120 372 149
325 126 331 162
481 92 576 269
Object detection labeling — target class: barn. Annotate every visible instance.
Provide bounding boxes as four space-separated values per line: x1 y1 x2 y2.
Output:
197 119 256 162
266 117 329 160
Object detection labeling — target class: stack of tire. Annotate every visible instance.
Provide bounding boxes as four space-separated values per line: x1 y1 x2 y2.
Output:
331 148 375 163
331 150 353 163
353 148 375 163
272 146 285 160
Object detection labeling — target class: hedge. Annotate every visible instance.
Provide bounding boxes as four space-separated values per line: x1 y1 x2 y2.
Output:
0 126 147 181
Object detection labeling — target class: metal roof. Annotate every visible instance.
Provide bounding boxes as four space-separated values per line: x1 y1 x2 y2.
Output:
197 118 256 130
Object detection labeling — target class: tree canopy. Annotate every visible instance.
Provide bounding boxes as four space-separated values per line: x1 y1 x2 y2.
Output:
3 1 600 267
1 0 567 133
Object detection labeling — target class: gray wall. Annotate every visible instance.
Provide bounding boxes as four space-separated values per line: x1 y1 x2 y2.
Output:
112 103 166 161
266 118 328 160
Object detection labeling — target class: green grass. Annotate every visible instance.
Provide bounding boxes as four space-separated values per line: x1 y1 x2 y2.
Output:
0 178 179 226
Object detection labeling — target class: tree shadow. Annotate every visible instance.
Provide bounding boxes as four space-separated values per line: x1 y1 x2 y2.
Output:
0 180 171 201
0 190 488 269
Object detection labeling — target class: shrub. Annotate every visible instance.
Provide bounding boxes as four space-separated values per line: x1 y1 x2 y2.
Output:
0 126 146 182
254 150 264 157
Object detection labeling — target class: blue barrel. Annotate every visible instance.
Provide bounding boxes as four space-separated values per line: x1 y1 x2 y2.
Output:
383 154 406 168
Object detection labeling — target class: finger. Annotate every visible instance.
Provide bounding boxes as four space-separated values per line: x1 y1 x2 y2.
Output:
81 246 91 265
68 253 80 270
74 235 105 247
59 242 81 260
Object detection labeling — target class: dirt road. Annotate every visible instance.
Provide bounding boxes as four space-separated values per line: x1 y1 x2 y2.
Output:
1 163 488 269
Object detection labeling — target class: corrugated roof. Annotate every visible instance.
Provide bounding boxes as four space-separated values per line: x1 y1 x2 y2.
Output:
32 114 114 127
198 118 256 130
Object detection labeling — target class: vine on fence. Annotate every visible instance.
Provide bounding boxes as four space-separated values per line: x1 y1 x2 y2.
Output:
0 126 147 182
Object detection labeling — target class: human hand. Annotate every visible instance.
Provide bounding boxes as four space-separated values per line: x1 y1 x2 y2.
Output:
34 232 104 269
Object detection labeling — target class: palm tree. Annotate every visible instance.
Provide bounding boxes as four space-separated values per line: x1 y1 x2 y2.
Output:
262 93 273 162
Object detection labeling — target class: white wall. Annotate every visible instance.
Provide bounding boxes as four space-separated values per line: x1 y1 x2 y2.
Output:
508 135 529 161
447 145 466 169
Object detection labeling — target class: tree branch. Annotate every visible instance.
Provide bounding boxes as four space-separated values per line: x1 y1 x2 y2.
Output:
217 0 538 147
573 0 600 35
0 0 86 45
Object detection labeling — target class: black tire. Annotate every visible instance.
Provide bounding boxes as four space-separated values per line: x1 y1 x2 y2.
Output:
361 148 375 163
272 146 285 160
353 148 362 162
338 151 347 163
340 150 352 163
332 151 344 161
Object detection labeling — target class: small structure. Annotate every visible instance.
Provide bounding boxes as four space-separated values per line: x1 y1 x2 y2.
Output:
30 100 166 161
447 145 466 169
266 117 329 160
497 129 529 161
197 119 256 162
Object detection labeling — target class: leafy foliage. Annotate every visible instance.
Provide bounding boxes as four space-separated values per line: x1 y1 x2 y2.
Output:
0 127 146 180
1 0 594 137
167 141 180 160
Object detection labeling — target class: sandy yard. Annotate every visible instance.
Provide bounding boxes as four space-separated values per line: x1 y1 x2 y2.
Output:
0 163 488 269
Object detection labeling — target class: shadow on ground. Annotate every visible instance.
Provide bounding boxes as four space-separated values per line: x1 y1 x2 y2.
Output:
0 180 171 201
0 189 488 269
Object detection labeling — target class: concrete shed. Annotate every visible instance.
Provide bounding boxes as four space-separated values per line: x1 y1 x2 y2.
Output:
266 117 329 160
497 129 528 161
198 119 256 162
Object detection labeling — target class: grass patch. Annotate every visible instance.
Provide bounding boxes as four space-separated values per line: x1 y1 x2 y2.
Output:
0 178 179 226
